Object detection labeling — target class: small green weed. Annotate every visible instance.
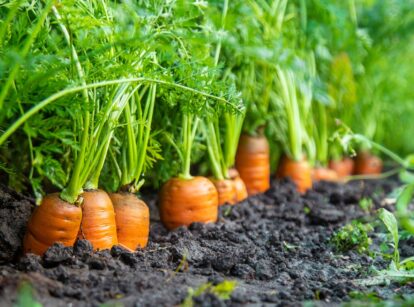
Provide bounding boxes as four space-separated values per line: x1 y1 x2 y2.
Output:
359 197 374 212
378 208 400 266
357 209 414 286
330 221 373 254
343 291 414 307
181 280 237 307
14 281 42 307
348 291 382 303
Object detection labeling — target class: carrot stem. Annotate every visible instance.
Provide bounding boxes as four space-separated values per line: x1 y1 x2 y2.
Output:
204 121 225 180
223 112 245 170
132 84 156 190
84 84 135 190
52 6 90 204
315 102 328 166
213 0 229 66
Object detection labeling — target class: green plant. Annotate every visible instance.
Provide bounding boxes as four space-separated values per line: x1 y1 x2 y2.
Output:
272 64 313 162
359 197 374 212
378 208 400 267
201 0 245 180
181 280 237 307
343 292 414 307
14 281 42 307
216 0 288 137
330 221 373 254
358 209 414 286
107 83 159 193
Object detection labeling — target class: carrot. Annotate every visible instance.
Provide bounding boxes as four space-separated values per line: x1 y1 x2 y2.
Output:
159 176 218 230
354 151 383 175
110 192 149 251
23 193 82 256
312 167 339 182
78 189 118 251
24 8 122 256
329 158 354 178
277 156 312 194
235 134 270 195
210 178 236 206
101 84 156 251
228 168 248 202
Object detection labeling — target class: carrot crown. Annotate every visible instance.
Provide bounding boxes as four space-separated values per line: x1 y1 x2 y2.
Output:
110 83 158 193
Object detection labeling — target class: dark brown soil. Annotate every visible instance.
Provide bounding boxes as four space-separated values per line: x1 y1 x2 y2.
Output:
0 179 413 306
0 184 35 264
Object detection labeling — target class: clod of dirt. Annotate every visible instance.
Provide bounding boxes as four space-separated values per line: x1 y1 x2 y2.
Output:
0 184 35 263
43 244 74 267
74 240 93 258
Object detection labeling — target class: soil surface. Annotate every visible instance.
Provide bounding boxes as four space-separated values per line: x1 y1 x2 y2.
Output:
1 179 413 306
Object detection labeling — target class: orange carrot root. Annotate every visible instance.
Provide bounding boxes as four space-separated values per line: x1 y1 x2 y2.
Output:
78 189 118 251
277 156 312 194
110 192 150 251
235 134 270 196
354 152 383 175
159 176 218 230
23 193 82 256
228 168 248 202
210 178 237 206
329 157 354 178
312 167 339 182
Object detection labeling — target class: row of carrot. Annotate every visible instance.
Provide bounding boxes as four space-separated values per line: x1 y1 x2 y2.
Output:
24 134 383 256
0 1 391 257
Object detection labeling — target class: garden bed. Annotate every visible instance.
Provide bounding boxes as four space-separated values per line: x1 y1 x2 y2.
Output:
1 179 413 306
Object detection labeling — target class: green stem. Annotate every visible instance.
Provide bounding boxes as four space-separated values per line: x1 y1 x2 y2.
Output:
181 113 192 179
53 6 90 204
133 84 156 190
213 0 229 66
349 0 358 26
84 133 113 189
223 114 234 168
204 121 224 180
345 167 403 183
277 68 302 161
84 84 133 190
109 147 122 182
316 102 328 166
0 78 234 147
121 102 135 186
180 113 199 180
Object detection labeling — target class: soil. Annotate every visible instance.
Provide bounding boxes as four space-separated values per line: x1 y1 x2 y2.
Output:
1 178 413 306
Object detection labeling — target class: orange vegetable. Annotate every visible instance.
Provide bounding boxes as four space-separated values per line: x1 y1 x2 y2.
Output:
228 168 248 202
23 193 82 256
235 134 270 195
277 156 312 194
329 158 354 178
312 167 339 182
354 152 383 175
78 189 118 250
110 192 149 252
159 176 218 230
210 178 236 206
